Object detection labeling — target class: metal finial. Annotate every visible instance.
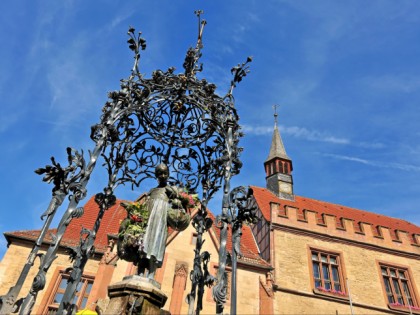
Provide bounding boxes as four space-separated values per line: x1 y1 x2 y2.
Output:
194 10 206 49
273 104 279 126
184 10 206 76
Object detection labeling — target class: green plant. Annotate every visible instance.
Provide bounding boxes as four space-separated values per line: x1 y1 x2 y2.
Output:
119 201 150 237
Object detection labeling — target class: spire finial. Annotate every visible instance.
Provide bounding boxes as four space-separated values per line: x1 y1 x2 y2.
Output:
184 10 206 76
194 10 206 49
273 104 279 127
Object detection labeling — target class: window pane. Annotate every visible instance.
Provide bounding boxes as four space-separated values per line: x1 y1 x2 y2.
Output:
383 277 392 294
402 282 414 306
311 250 344 294
402 282 412 298
324 281 331 290
313 262 320 279
53 293 64 304
383 277 395 303
80 297 88 309
85 282 93 295
399 271 406 280
392 279 404 305
59 278 67 290
381 267 388 276
47 272 95 314
392 279 401 295
332 266 339 282
390 269 397 277
322 265 330 281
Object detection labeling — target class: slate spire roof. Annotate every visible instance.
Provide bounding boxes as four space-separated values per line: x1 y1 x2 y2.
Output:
265 110 290 162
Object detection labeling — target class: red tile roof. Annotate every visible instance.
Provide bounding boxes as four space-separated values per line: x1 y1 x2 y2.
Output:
4 197 127 253
62 196 127 251
206 211 270 268
5 196 269 267
251 186 420 243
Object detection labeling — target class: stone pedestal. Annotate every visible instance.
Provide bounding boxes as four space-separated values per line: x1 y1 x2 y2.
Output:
96 275 168 315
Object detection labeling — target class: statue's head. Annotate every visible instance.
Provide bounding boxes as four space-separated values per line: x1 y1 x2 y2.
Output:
155 163 169 186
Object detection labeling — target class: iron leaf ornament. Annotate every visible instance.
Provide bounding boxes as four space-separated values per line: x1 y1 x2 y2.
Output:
213 186 259 314
4 10 252 315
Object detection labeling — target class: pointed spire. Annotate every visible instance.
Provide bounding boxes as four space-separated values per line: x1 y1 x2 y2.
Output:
264 105 294 200
265 105 290 162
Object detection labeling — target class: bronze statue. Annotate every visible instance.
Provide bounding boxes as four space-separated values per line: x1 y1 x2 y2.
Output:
117 163 192 280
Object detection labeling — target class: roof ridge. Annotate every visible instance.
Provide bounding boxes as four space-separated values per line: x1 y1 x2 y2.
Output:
295 195 420 228
251 185 419 229
251 185 420 242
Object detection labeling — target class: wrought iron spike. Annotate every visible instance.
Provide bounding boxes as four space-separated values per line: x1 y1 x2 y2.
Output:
228 56 253 96
184 10 207 77
10 10 251 314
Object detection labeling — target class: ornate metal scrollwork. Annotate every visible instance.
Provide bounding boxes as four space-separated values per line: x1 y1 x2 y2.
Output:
186 205 215 315
0 148 87 315
6 10 252 315
213 186 259 315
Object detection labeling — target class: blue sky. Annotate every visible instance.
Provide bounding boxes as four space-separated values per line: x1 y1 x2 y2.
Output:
1 1 420 259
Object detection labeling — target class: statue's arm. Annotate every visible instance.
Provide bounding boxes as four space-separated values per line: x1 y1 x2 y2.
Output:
165 185 179 199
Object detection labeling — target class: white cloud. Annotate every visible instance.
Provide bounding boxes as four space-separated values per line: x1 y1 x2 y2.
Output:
242 124 347 144
241 125 272 136
242 124 386 149
323 153 420 172
282 126 349 144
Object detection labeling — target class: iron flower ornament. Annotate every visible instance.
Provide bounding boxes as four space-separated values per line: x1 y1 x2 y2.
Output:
1 11 253 315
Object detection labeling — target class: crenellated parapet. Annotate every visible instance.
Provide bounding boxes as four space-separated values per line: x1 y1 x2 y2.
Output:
271 201 420 254
251 186 420 255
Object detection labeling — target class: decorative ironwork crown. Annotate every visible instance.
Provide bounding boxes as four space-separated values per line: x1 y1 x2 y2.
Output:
90 11 252 202
10 11 252 315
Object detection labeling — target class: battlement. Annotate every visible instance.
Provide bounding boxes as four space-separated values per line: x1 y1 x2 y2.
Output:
272 201 420 253
251 186 420 254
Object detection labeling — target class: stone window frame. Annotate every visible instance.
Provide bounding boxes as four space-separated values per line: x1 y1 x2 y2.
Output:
38 267 95 314
307 246 349 300
191 232 198 245
377 261 420 314
169 262 189 315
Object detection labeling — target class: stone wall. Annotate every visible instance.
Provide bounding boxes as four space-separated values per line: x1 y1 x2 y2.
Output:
0 240 101 314
272 228 420 314
0 223 266 314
